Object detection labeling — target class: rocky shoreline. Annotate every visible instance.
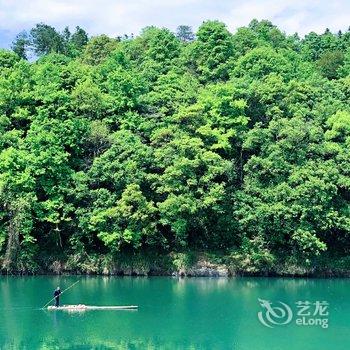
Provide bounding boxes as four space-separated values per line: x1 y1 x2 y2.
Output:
2 250 350 277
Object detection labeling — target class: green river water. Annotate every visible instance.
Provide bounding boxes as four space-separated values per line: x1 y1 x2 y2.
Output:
0 276 349 349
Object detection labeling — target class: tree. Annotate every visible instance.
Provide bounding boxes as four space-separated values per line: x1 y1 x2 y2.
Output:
231 27 260 58
176 25 195 42
235 116 337 258
2 19 350 273
82 35 118 65
191 20 234 81
30 23 65 55
301 29 341 61
248 19 287 48
232 47 294 81
317 50 344 79
91 184 157 250
11 31 30 59
12 24 89 59
339 49 350 77
70 26 89 51
0 50 20 68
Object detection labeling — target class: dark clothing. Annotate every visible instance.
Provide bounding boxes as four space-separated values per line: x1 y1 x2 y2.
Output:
54 289 61 307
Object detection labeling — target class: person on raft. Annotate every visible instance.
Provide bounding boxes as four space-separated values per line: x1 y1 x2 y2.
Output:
54 287 61 307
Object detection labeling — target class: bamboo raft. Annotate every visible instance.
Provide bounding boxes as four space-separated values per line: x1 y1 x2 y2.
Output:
47 304 138 311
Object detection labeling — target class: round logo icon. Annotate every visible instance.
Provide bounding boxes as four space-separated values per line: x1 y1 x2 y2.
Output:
258 298 293 328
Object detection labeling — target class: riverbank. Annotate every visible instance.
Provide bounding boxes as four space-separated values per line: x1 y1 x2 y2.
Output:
2 251 350 277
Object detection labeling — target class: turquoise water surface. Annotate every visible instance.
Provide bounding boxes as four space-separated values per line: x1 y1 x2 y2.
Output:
0 276 349 349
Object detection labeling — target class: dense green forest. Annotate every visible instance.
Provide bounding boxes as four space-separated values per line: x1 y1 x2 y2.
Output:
1 20 350 274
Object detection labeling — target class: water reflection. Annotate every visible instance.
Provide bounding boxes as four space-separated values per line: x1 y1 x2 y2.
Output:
0 276 349 350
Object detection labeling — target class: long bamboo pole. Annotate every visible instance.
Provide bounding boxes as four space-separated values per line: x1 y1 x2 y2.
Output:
42 280 80 309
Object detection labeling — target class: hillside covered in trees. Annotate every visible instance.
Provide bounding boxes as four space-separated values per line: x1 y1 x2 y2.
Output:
1 20 350 274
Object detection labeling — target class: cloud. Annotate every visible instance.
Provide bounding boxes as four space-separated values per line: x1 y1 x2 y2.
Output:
0 0 349 47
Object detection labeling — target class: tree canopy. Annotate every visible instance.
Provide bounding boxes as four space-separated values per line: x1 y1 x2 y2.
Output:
1 20 350 273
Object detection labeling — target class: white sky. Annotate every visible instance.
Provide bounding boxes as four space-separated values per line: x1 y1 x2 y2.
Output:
0 0 349 47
